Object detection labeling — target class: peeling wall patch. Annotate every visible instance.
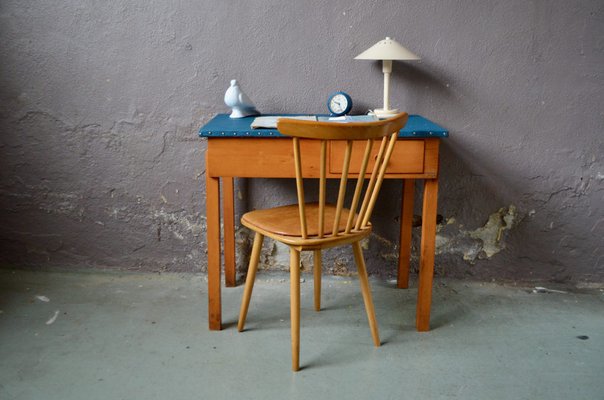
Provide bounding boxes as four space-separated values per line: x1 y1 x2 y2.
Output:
469 205 518 258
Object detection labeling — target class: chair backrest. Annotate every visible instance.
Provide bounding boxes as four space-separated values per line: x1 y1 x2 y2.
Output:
277 113 408 239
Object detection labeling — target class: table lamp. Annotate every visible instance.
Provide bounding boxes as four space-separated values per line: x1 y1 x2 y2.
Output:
355 37 420 119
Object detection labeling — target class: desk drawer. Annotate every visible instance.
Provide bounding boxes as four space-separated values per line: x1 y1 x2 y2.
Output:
329 140 425 174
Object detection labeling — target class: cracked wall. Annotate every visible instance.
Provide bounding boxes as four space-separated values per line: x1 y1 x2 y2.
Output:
1 1 603 283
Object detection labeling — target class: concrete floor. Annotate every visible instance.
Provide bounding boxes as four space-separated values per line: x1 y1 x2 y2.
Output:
0 269 602 400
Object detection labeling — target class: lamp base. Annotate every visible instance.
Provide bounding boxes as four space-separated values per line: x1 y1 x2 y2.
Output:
369 108 400 119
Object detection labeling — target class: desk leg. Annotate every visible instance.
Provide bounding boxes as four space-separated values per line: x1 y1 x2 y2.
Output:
223 177 236 287
206 168 222 330
397 179 415 289
416 178 438 332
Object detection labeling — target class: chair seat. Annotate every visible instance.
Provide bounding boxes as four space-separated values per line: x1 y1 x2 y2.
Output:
242 202 357 237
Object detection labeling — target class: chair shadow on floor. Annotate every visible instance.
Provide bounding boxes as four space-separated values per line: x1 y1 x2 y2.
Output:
225 276 471 370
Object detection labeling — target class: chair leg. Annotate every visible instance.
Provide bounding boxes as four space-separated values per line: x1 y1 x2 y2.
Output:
313 250 321 312
290 249 301 371
352 241 380 347
238 232 264 332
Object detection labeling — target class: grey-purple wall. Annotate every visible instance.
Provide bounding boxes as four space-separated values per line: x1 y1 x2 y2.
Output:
1 1 602 283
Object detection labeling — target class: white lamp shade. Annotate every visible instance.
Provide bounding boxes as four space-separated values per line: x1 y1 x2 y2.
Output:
355 37 420 61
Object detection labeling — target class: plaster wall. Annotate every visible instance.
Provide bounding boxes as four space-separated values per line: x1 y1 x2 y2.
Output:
1 0 602 283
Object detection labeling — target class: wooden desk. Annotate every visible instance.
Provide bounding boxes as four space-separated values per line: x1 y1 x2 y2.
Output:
199 114 448 331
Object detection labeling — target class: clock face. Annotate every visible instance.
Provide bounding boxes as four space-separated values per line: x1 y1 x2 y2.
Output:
328 92 352 116
329 94 348 114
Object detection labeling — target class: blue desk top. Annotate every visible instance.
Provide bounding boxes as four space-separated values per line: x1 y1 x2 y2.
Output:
199 114 448 138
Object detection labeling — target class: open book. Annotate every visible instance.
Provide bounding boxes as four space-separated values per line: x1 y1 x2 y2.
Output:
251 115 317 129
251 115 378 129
317 115 378 123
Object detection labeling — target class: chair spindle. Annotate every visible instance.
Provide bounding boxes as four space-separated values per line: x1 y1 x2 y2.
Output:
345 139 374 233
318 140 327 238
355 136 388 230
360 132 398 227
292 137 308 239
332 140 353 237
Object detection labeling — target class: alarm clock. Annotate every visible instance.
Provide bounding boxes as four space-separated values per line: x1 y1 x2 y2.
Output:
327 91 353 116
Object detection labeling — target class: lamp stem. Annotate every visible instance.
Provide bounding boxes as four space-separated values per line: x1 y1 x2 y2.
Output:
382 60 393 111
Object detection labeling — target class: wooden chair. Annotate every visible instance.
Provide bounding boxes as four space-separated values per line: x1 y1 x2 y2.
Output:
237 113 409 371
